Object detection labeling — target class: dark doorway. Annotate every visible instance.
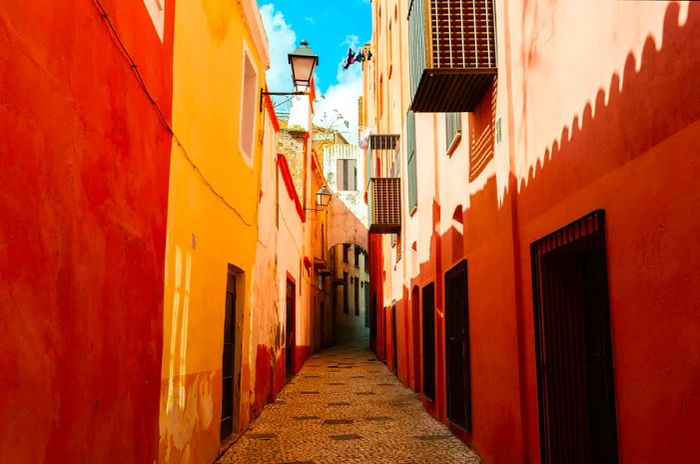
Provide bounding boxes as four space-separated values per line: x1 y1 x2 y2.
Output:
531 210 618 464
422 283 436 400
220 270 239 442
444 260 471 431
285 278 296 378
320 301 325 348
391 302 398 373
370 291 377 350
411 286 421 392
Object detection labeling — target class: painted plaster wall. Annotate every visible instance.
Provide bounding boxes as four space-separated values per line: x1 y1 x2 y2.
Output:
309 161 332 350
323 144 369 225
367 1 700 463
249 104 285 421
0 1 174 462
277 155 303 374
158 0 269 461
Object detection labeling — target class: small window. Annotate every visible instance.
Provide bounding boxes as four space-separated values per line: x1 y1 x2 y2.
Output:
343 244 350 263
354 279 360 316
445 113 462 155
354 246 361 268
406 111 417 212
336 159 357 191
142 0 165 41
239 49 258 165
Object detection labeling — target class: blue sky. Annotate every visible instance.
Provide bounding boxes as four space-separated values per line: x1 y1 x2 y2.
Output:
258 0 372 142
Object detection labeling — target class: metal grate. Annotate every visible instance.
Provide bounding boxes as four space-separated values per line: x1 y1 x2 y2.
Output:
369 134 401 179
369 178 402 234
444 261 471 431
409 0 497 112
531 210 619 464
431 0 496 69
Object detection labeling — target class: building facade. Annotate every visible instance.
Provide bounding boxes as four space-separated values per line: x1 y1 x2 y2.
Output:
323 141 371 343
365 1 700 463
0 1 332 461
0 1 174 462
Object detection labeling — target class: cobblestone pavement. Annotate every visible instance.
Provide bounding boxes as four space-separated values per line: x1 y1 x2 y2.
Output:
218 338 480 464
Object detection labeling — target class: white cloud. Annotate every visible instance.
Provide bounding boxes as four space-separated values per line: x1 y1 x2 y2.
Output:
260 3 296 92
313 35 364 144
260 6 363 143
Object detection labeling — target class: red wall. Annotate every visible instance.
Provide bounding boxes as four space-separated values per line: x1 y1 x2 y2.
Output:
0 1 173 462
370 3 700 464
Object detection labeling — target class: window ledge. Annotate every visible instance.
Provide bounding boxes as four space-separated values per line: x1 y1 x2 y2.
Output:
446 131 462 157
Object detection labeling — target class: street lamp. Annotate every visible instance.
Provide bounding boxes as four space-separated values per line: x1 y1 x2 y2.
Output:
260 40 319 110
315 186 331 207
306 186 332 212
289 40 319 89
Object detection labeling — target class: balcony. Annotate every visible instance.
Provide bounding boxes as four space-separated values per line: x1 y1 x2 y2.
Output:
368 134 401 234
409 0 497 112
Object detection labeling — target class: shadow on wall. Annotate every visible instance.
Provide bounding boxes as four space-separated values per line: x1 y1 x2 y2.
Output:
327 195 369 251
374 3 700 464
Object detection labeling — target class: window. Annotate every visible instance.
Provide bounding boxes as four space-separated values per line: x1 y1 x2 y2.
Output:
354 278 360 316
342 244 350 263
336 159 357 191
142 0 164 42
239 49 258 165
396 232 402 263
406 111 417 212
445 113 462 154
389 20 393 79
354 246 361 268
379 76 384 119
343 272 349 313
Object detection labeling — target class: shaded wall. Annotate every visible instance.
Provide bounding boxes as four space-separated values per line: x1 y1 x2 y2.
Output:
0 1 174 462
368 1 700 463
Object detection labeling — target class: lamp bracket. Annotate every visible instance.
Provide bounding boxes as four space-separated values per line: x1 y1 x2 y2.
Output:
260 90 308 112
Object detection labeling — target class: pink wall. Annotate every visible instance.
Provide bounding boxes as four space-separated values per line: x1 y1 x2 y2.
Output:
367 1 700 463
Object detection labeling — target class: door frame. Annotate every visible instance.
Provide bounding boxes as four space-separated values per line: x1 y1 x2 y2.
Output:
444 259 472 431
285 274 296 379
221 264 244 443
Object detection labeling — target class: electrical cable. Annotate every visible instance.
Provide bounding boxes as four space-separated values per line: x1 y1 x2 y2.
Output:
91 0 254 227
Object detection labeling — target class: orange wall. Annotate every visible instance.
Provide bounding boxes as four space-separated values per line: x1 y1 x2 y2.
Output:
367 1 700 463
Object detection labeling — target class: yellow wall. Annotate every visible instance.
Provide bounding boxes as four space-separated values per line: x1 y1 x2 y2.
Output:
159 0 268 462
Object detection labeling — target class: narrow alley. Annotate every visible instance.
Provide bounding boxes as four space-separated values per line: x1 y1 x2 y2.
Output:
2 0 700 463
218 339 479 464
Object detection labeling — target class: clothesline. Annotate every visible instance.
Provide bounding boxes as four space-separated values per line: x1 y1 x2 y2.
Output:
342 46 373 70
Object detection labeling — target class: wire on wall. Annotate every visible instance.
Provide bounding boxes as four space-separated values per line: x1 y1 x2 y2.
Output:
91 0 254 227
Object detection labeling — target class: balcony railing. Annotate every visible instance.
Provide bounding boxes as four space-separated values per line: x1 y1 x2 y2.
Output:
367 134 401 234
409 0 497 112
369 178 401 234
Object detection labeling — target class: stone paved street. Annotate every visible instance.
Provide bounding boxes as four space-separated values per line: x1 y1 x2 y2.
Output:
218 339 480 464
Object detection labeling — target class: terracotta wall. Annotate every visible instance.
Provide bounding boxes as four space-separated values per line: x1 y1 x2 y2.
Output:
366 1 700 463
0 0 174 462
